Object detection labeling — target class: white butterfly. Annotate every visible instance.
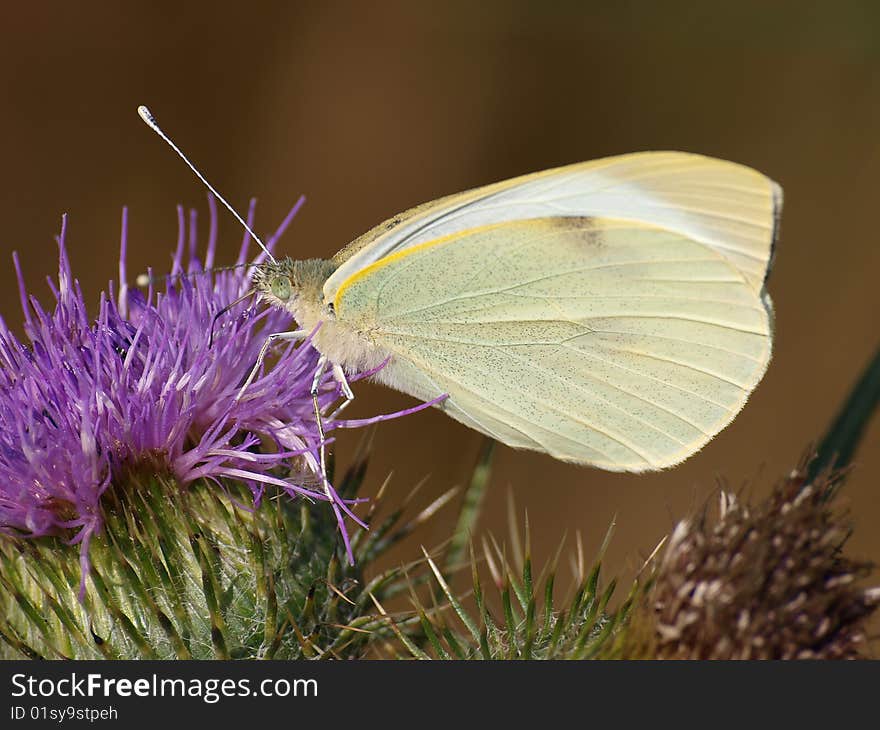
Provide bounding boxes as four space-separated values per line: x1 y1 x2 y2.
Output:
141 108 780 474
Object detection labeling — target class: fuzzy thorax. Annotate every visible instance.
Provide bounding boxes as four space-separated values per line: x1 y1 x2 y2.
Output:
253 258 392 373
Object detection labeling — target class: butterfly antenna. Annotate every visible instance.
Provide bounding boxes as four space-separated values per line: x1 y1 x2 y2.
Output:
137 105 277 264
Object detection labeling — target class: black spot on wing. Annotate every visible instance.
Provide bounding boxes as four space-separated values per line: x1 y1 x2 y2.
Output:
547 216 605 249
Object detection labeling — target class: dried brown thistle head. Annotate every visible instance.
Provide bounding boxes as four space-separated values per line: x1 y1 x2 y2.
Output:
627 466 880 659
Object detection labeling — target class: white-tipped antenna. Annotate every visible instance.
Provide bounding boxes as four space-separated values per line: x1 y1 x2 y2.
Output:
137 105 276 263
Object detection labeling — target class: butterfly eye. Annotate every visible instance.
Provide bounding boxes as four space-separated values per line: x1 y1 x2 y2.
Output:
270 276 292 301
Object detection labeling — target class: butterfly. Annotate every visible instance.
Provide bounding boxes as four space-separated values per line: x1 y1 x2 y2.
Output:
140 107 780 475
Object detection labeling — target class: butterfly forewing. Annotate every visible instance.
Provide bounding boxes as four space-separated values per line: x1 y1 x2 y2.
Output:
324 151 781 303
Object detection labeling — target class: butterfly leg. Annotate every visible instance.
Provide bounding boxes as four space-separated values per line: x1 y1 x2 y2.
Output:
310 355 330 484
327 362 355 419
236 329 307 401
311 360 357 485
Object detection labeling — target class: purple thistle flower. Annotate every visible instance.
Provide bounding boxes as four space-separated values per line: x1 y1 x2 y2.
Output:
0 196 438 597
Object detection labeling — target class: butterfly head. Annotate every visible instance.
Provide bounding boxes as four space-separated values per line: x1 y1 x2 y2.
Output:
253 258 337 314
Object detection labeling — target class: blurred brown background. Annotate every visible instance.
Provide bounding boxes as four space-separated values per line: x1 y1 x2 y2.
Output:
1 2 878 599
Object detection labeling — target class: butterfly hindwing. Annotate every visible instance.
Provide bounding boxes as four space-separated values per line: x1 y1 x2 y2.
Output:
333 216 772 471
